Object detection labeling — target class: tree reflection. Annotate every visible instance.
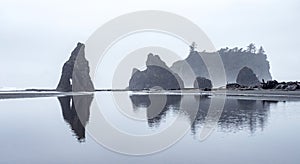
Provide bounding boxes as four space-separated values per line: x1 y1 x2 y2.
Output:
130 94 277 135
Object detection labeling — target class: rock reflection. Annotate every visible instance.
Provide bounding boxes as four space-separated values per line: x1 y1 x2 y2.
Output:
130 95 182 127
190 97 276 134
58 95 93 142
130 94 278 135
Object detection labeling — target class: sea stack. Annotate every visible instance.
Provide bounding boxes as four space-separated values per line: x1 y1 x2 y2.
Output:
57 43 94 92
171 44 272 85
236 67 260 87
129 53 184 90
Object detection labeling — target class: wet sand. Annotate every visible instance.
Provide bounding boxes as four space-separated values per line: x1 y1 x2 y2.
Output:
0 91 93 99
1 89 300 101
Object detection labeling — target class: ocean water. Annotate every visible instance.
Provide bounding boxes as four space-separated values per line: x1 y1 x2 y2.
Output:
0 91 300 164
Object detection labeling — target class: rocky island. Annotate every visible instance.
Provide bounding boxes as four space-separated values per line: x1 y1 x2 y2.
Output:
170 43 272 87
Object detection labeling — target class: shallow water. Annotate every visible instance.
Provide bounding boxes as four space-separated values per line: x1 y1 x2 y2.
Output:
0 91 300 164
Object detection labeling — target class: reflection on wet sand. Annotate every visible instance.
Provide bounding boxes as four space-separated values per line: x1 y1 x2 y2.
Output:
130 94 278 135
57 92 278 141
58 95 93 142
130 95 182 127
190 97 277 134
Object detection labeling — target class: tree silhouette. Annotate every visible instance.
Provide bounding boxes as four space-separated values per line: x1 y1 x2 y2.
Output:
232 47 238 52
218 47 229 54
258 46 265 55
247 43 256 53
190 42 197 52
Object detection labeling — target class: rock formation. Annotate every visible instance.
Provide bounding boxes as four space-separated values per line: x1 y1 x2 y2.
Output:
236 67 260 86
220 48 272 82
128 53 184 90
226 83 242 90
127 44 300 91
261 80 279 89
262 80 300 91
57 43 94 92
226 79 300 91
171 44 272 87
171 51 209 87
194 77 212 90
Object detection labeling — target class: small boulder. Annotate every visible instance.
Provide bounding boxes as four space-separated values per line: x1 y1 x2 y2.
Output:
226 83 241 90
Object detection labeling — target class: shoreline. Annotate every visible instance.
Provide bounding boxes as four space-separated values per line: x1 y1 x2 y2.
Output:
0 89 300 101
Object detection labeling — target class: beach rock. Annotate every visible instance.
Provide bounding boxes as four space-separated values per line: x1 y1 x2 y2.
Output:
226 83 241 89
226 78 299 91
236 67 260 86
261 81 300 91
226 83 255 90
285 84 298 91
275 83 286 90
194 77 212 90
129 53 184 90
57 43 94 92
262 80 279 89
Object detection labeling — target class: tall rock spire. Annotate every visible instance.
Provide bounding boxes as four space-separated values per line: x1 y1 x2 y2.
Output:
57 43 94 92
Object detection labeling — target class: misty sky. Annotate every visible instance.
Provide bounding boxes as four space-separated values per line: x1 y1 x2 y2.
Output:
0 0 299 89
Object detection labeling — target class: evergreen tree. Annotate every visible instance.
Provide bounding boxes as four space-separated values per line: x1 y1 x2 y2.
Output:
190 42 197 52
247 43 256 53
258 46 265 55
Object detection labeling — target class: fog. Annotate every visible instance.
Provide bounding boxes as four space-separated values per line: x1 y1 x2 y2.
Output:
0 0 299 89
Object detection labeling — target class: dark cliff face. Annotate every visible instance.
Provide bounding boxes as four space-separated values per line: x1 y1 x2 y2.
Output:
236 67 260 86
128 53 184 90
171 48 272 87
57 43 94 92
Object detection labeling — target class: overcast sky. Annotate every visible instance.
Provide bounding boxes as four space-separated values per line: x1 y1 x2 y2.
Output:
0 0 299 89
